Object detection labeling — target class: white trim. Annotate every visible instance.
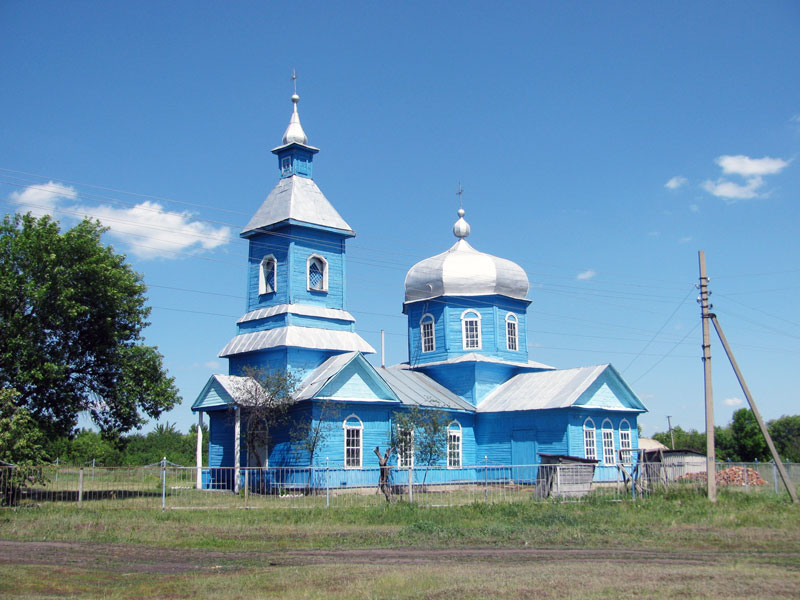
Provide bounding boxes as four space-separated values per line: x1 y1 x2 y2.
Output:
601 418 616 466
343 414 363 469
461 309 482 350
306 254 329 292
258 254 277 295
505 312 518 351
447 421 462 469
583 417 597 461
397 427 414 469
619 419 632 465
420 313 435 353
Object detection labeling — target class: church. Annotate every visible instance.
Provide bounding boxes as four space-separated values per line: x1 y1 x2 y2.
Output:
191 92 647 489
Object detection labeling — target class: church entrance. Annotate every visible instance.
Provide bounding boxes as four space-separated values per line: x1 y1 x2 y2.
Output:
511 428 538 484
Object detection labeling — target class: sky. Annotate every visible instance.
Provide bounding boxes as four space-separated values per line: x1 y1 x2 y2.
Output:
1 1 799 439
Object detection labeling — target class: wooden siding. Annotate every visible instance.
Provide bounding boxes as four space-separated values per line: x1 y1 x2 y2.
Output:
318 359 397 402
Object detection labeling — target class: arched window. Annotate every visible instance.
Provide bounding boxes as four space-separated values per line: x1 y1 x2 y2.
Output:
601 419 616 466
583 418 597 461
505 313 518 351
461 310 482 350
307 255 328 292
343 415 363 469
447 421 462 468
619 420 632 465
420 313 435 353
258 255 277 295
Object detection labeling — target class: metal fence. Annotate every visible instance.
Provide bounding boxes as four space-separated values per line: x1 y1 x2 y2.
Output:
1 461 798 509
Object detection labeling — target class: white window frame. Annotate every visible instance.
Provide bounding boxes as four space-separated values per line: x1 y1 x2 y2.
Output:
280 156 292 176
306 254 328 292
583 418 597 461
447 421 462 469
619 420 632 465
343 415 363 469
461 309 482 350
258 255 277 295
602 419 616 466
420 313 435 353
397 427 414 469
505 313 518 351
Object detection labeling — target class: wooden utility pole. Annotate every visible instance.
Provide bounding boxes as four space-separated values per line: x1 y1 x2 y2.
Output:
709 315 798 503
698 251 716 502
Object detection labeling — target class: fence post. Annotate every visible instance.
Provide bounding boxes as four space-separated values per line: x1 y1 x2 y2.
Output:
325 457 330 509
161 456 166 511
244 469 249 507
91 458 95 483
484 456 488 503
55 457 59 484
744 462 749 492
408 465 413 503
773 461 779 494
78 468 83 506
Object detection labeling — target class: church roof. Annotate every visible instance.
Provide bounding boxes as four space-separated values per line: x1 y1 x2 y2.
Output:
477 364 646 413
237 304 356 324
405 353 554 370
219 326 374 357
404 209 529 303
241 175 354 236
380 366 474 411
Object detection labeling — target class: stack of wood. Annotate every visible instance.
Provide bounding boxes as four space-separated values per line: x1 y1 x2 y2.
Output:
677 466 767 486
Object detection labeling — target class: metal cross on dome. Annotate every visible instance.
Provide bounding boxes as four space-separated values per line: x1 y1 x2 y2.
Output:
291 68 298 94
456 182 464 209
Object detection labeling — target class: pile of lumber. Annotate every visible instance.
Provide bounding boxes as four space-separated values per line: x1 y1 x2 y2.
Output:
677 465 767 486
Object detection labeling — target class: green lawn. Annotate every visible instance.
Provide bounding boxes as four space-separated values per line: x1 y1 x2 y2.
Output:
1 489 798 599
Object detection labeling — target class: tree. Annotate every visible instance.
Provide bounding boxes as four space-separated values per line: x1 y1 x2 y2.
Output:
730 408 769 462
390 406 449 485
768 415 800 463
0 388 48 505
652 426 706 454
0 213 180 437
235 367 297 468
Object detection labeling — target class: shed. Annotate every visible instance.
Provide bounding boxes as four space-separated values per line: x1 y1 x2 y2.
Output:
535 453 598 499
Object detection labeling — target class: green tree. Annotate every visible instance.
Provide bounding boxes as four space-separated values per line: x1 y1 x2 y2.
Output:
0 388 49 504
768 415 800 463
0 213 180 437
652 426 706 454
730 408 769 461
390 406 449 485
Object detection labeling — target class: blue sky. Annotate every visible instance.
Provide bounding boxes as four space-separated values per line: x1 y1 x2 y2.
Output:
2 1 798 438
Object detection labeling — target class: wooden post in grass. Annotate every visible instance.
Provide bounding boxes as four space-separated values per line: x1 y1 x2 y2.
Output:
78 468 83 506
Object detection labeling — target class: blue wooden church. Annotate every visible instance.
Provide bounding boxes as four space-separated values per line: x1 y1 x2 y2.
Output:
192 93 647 489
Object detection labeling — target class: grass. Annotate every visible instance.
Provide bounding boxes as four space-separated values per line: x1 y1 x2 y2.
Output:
1 489 799 598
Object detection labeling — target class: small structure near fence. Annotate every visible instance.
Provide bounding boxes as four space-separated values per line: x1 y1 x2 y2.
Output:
641 449 706 486
535 454 597 499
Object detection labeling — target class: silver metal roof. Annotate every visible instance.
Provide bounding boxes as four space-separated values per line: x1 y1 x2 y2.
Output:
407 353 554 370
477 364 635 413
241 176 354 236
238 304 355 324
282 94 308 145
213 374 266 406
380 366 475 411
293 352 363 401
219 326 375 357
404 238 529 303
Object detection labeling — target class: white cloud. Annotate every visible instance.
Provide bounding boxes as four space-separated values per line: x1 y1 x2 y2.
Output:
9 181 77 218
689 204 700 213
702 154 790 203
724 397 744 407
665 176 687 190
203 360 221 370
716 155 789 177
702 176 764 200
679 236 692 244
7 181 231 259
76 201 231 259
576 269 596 280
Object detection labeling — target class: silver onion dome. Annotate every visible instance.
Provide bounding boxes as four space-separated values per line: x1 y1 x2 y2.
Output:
282 93 309 145
404 209 529 303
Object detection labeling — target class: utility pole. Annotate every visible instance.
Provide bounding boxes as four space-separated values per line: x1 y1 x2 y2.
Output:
698 251 716 502
666 415 675 449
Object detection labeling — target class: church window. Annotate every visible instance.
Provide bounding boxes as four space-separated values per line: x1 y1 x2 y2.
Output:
307 255 328 292
258 255 277 295
583 418 597 461
420 313 435 353
506 313 518 351
343 415 363 469
619 420 632 465
602 419 616 465
397 428 414 469
447 421 462 468
281 156 292 176
461 310 482 350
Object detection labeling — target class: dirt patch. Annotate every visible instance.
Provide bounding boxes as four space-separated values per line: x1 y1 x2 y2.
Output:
1 540 797 575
